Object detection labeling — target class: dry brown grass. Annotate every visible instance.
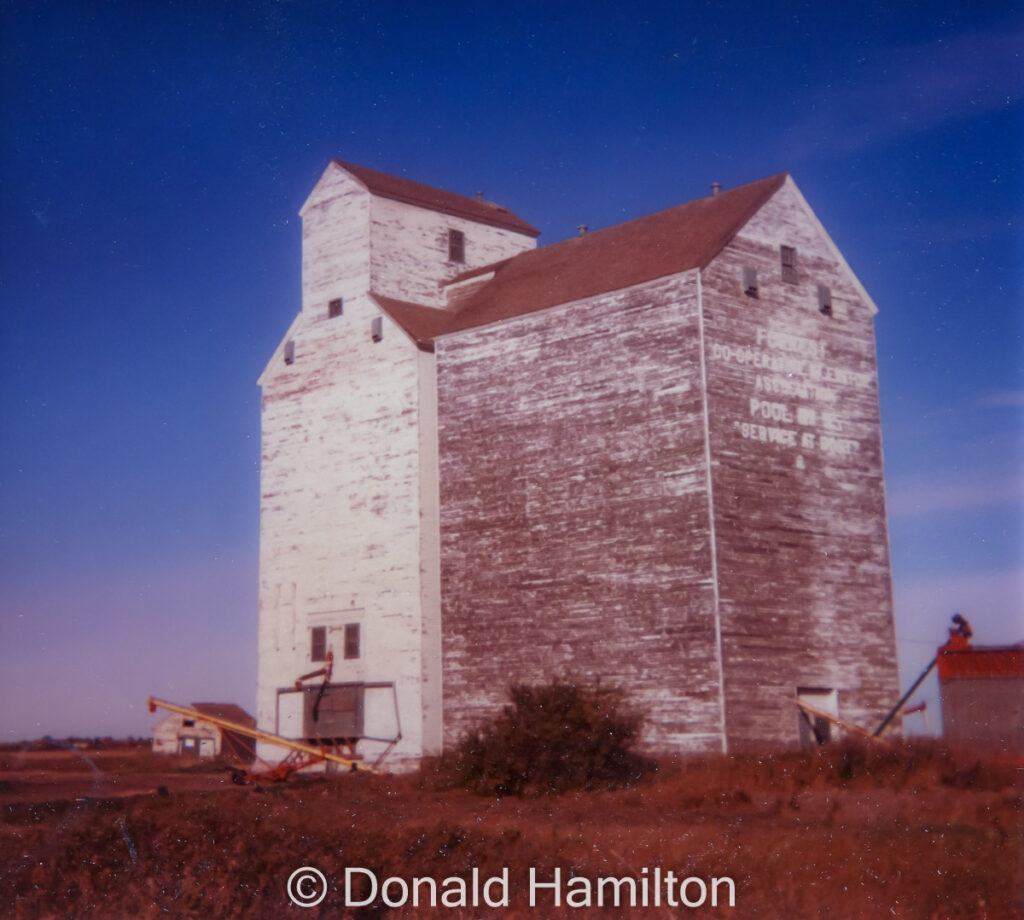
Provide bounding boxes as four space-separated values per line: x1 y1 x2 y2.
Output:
0 748 214 774
1 741 1020 918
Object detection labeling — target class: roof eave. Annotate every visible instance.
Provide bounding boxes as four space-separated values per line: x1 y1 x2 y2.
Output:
332 160 541 238
696 172 790 271
781 176 879 316
369 292 442 352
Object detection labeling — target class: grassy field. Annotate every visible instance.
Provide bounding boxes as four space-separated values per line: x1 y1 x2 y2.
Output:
0 742 1020 918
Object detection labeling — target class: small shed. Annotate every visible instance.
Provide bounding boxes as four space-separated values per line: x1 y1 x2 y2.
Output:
152 702 257 763
938 639 1024 756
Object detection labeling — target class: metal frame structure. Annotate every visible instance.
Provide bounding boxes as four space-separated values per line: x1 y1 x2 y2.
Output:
873 614 972 737
790 615 975 746
274 681 401 747
147 696 379 781
150 648 403 781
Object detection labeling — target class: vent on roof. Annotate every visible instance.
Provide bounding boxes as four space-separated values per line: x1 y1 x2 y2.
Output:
371 316 383 343
817 285 833 317
780 245 798 284
743 266 759 297
328 297 343 319
284 339 295 365
448 229 465 263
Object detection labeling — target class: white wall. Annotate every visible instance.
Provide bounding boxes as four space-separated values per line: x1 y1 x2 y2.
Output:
256 163 537 769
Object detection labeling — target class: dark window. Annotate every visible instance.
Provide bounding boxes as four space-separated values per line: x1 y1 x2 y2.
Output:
780 245 798 284
182 719 195 727
371 316 383 343
311 625 327 662
448 229 465 263
344 623 360 660
817 285 833 317
328 298 343 318
742 266 759 297
284 339 295 365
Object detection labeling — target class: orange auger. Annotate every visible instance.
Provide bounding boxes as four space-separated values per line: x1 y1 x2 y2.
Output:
147 696 378 782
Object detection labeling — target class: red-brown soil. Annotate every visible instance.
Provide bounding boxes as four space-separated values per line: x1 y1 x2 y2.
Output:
1 744 1020 919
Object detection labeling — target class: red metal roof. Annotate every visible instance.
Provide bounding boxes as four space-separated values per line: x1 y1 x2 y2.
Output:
334 160 541 238
937 647 1024 680
372 173 788 349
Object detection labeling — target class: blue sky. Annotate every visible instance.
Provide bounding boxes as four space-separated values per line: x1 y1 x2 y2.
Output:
1 1 1021 740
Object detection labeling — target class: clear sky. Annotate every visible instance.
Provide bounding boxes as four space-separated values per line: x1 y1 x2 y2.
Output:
1 1 1021 741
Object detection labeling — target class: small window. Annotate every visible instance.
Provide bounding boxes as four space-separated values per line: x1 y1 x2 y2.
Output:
780 245 798 284
817 285 833 317
344 623 360 660
742 266 758 297
182 719 195 727
311 625 327 662
448 228 465 263
284 339 295 365
328 298 343 319
371 316 383 343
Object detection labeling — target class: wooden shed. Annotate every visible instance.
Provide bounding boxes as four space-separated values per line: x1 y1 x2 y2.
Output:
152 702 256 763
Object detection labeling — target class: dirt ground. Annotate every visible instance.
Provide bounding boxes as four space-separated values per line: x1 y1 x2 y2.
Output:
1 744 1020 919
0 749 243 803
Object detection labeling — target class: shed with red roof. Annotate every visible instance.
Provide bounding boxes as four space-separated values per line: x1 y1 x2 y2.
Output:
939 642 1024 754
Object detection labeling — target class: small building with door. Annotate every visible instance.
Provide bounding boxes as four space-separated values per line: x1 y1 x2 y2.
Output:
152 702 257 763
939 642 1024 756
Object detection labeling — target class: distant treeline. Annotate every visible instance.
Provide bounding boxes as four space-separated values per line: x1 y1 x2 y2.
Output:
0 736 150 752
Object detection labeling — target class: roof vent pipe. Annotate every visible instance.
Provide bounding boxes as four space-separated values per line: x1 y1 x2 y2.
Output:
475 191 484 201
711 182 722 197
577 224 588 237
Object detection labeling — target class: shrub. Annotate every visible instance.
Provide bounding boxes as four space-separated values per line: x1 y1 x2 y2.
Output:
439 679 655 796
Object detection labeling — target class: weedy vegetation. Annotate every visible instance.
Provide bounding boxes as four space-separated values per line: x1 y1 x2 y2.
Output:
429 679 656 796
0 691 1020 919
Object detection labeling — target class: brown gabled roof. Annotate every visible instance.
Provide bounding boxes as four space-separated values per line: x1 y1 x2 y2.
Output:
373 173 788 350
334 160 541 238
372 295 452 352
446 259 514 285
190 703 256 727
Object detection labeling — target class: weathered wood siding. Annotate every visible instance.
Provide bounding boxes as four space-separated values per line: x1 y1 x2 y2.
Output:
258 165 430 767
370 196 536 308
260 163 901 764
436 272 726 752
257 163 539 768
299 165 371 318
257 294 429 766
700 178 900 747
